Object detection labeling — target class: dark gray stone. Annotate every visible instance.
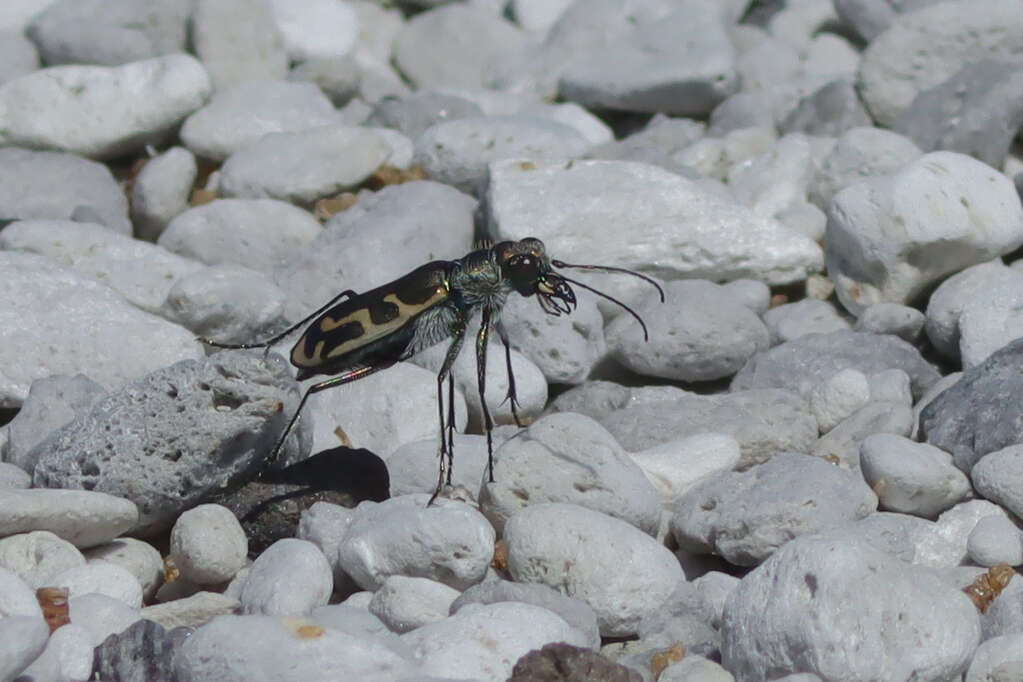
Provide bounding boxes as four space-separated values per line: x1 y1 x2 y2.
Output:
635 581 720 658
731 330 941 400
31 351 305 534
920 337 1023 472
894 60 1023 169
366 91 484 141
26 0 190 66
509 642 642 682
93 619 182 682
780 79 873 137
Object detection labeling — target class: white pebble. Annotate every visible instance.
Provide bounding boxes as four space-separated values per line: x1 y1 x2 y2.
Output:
967 515 1023 567
52 561 144 608
84 538 164 603
240 539 332 616
860 434 971 518
630 433 741 506
0 531 85 588
169 503 248 585
0 613 49 682
141 591 240 630
67 593 141 647
867 369 913 408
368 575 460 633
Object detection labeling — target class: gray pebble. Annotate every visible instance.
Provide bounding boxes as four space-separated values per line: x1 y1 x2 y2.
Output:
763 299 851 346
131 146 198 242
368 575 460 633
393 3 529 90
26 0 190 66
0 463 30 490
808 126 922 210
161 263 288 346
0 530 84 589
191 0 288 90
414 115 590 196
972 445 1023 519
0 489 138 549
812 401 914 469
780 79 872 137
0 148 131 233
606 279 769 383
859 434 971 518
966 515 1023 567
288 55 360 107
367 90 484 141
866 369 913 408
672 453 877 565
84 537 164 603
479 412 661 536
159 198 321 273
854 303 926 343
240 538 332 616
0 30 38 85
809 368 870 433
170 504 248 585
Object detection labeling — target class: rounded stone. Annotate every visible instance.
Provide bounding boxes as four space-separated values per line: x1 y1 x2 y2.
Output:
169 504 248 585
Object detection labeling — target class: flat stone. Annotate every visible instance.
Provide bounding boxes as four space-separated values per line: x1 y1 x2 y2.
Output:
0 148 131 233
812 401 914 469
555 383 818 470
763 299 851 345
854 303 926 343
159 198 321 273
0 219 204 314
672 453 877 565
487 158 823 287
920 339 1023 471
558 7 737 116
605 279 769 382
219 125 391 204
268 0 358 62
630 433 741 509
179 80 341 162
0 489 138 548
859 433 971 518
366 90 483 141
0 54 212 160
0 252 203 407
26 0 191 66
31 350 303 534
721 532 979 680
857 0 1023 126
479 412 661 536
190 0 288 90
505 502 684 638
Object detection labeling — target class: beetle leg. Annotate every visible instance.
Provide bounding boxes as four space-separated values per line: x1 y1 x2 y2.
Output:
262 362 390 476
495 319 524 428
430 326 466 504
477 308 495 483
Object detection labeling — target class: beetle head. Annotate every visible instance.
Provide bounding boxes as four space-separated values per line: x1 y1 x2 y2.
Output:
496 238 578 314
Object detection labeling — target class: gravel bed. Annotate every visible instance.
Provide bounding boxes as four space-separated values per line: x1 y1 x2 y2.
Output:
1 1 1023 681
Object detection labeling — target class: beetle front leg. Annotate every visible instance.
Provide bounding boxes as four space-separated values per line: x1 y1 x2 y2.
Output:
495 320 524 428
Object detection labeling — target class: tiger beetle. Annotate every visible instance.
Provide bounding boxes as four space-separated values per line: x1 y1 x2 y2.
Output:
200 237 664 502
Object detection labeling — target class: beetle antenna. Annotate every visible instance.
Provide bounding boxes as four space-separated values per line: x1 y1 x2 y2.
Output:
551 260 665 302
556 274 652 341
198 289 358 350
